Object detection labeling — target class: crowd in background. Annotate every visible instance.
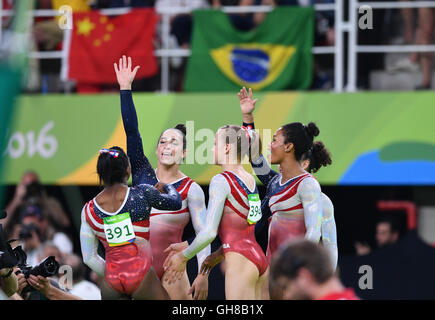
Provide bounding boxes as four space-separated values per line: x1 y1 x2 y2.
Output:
2 0 432 92
2 0 351 92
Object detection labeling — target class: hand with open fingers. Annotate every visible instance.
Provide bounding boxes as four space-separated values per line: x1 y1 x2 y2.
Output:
189 274 208 300
163 241 188 270
27 275 50 296
164 252 188 285
200 249 224 276
238 87 258 115
114 55 140 90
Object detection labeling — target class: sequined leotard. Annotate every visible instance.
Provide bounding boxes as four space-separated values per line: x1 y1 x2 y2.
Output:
80 183 181 295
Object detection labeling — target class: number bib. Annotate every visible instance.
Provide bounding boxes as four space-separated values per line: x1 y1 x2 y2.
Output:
247 193 262 225
103 212 136 247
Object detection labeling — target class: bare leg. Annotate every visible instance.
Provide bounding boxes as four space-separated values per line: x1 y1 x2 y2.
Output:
100 278 124 300
410 27 422 63
162 270 193 300
400 1 414 44
257 267 270 300
417 8 434 87
132 267 170 300
224 252 259 300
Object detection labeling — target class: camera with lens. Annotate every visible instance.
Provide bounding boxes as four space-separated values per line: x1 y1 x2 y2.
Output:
13 245 60 279
0 227 18 270
18 223 40 240
24 181 44 199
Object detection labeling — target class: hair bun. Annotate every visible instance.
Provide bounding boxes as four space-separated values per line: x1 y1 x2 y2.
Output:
306 122 319 138
174 123 186 136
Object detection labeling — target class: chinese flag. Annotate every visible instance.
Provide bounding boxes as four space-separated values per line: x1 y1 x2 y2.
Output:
68 9 158 84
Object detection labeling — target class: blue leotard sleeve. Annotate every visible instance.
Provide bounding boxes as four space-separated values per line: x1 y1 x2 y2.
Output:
255 195 272 239
142 183 182 212
120 90 158 186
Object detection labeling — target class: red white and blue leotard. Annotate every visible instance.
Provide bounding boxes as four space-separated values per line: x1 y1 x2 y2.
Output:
80 184 181 295
182 171 268 276
251 154 323 262
149 175 208 279
120 90 210 279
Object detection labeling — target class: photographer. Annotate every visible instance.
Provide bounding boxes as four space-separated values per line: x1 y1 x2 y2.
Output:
4 171 71 235
11 207 73 265
12 247 80 300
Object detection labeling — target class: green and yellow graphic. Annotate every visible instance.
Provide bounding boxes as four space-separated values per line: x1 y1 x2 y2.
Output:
2 91 435 186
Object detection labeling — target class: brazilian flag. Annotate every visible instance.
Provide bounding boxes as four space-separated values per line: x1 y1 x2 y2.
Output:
184 7 314 92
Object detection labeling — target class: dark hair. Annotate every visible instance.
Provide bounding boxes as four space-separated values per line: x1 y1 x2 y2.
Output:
281 122 320 161
270 239 334 285
96 146 129 186
377 215 400 234
174 124 187 150
157 124 187 151
301 141 332 173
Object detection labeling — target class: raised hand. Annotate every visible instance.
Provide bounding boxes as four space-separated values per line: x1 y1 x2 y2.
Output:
238 87 258 116
114 55 140 90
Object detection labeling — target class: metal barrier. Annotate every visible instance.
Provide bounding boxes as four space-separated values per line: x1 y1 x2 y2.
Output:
0 3 343 93
347 0 435 91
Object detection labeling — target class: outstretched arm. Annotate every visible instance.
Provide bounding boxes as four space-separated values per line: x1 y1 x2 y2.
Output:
183 175 228 260
144 183 182 211
115 55 157 186
299 178 323 243
163 175 229 284
187 182 211 274
80 206 105 278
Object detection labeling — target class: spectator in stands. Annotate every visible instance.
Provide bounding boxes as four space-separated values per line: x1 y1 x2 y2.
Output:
155 0 210 62
17 212 45 267
63 253 101 299
270 239 358 300
389 7 433 90
355 216 401 256
399 0 414 45
414 7 433 89
4 171 71 238
9 207 73 266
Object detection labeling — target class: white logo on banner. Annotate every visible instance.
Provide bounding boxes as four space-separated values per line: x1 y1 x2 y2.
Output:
4 121 58 159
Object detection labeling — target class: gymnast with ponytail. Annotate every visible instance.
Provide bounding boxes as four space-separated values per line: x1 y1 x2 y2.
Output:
80 147 182 299
237 87 330 298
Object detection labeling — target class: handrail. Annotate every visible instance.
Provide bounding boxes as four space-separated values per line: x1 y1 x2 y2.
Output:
0 5 340 93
